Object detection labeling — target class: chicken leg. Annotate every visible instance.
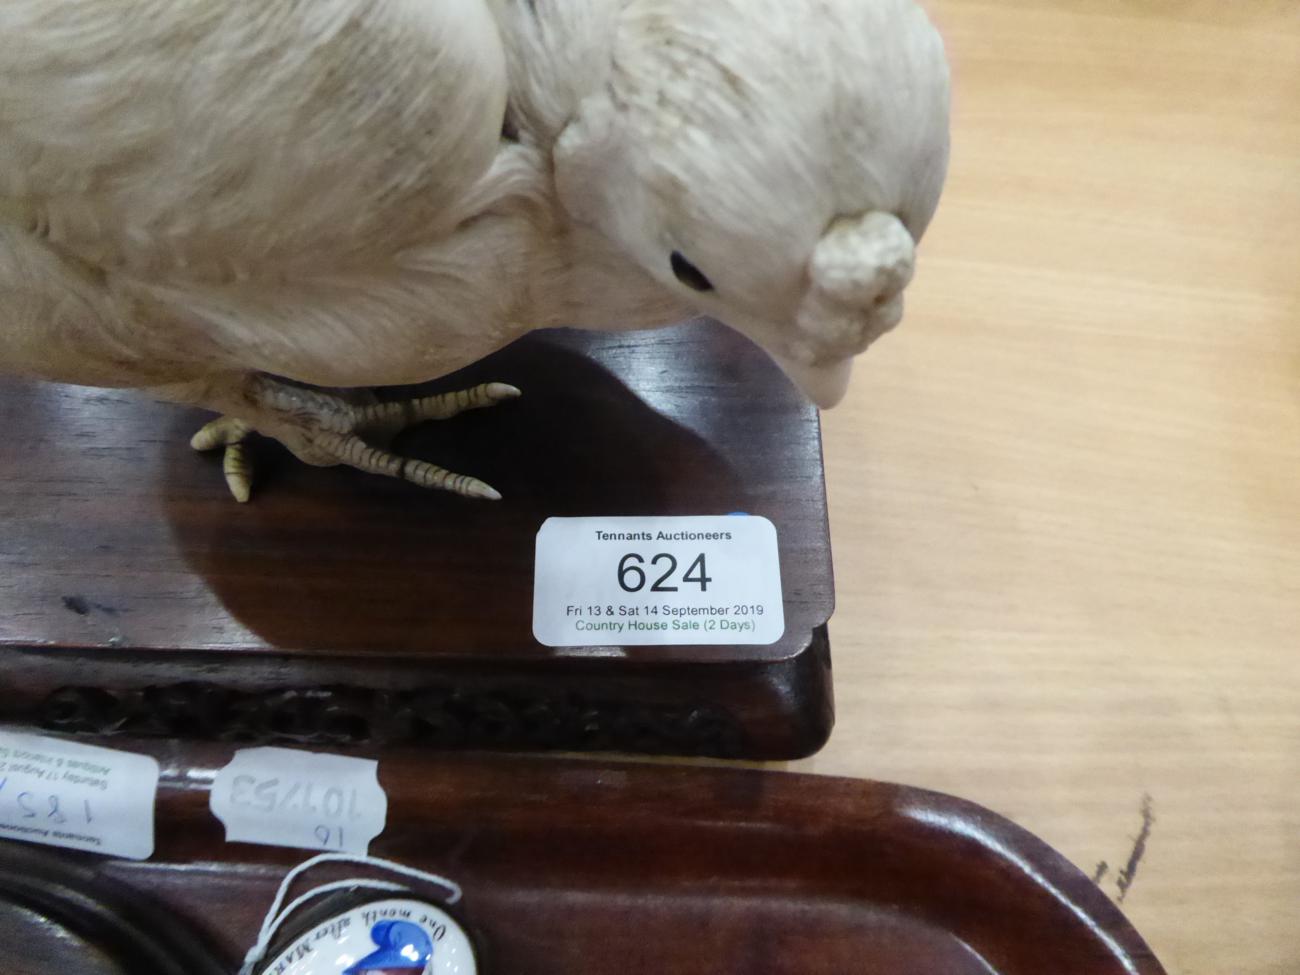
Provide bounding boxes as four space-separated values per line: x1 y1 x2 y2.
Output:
186 374 520 503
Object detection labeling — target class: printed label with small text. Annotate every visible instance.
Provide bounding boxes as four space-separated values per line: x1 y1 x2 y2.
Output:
0 730 158 860
533 515 785 646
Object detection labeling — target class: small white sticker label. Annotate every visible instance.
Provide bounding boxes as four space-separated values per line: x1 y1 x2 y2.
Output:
209 747 387 854
0 731 158 860
533 515 785 646
256 898 476 975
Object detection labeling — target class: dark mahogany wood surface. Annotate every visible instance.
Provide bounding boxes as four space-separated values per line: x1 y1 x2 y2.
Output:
0 321 835 758
3 839 224 975
0 320 830 662
2 740 1167 975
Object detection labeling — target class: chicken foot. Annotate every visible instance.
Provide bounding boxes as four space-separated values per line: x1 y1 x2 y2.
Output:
188 374 520 503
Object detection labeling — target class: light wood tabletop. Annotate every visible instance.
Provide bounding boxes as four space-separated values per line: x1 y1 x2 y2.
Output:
801 3 1300 974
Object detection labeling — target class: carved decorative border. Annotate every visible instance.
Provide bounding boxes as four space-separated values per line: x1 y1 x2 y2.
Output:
36 682 746 757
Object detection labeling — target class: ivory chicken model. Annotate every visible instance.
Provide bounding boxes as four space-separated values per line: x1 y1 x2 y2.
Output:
0 0 950 502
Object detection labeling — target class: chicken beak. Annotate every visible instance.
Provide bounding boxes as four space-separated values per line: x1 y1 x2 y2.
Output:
768 354 853 409
713 311 855 410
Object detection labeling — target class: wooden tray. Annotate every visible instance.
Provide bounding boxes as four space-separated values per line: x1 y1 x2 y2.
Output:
3 740 1166 975
0 321 835 759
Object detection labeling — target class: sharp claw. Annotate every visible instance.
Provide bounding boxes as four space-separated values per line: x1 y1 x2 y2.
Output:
485 382 522 400
227 479 252 504
465 480 503 501
192 417 250 451
190 425 223 451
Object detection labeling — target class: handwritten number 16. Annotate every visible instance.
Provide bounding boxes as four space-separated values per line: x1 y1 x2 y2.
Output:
315 825 344 849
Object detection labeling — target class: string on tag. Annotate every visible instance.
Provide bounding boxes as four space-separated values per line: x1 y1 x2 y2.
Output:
239 852 463 975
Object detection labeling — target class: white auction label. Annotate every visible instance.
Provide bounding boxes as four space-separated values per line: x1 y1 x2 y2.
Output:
533 515 785 646
209 747 387 854
0 731 158 860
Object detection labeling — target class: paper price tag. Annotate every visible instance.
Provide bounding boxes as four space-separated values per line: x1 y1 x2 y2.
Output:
0 731 158 860
533 515 785 646
209 747 387 854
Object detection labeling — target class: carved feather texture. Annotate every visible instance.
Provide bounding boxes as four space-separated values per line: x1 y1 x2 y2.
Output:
0 0 949 409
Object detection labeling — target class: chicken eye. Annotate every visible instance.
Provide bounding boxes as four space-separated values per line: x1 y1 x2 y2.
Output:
670 251 714 292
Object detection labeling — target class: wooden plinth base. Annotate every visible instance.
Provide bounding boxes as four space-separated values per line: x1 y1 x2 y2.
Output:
0 321 835 759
